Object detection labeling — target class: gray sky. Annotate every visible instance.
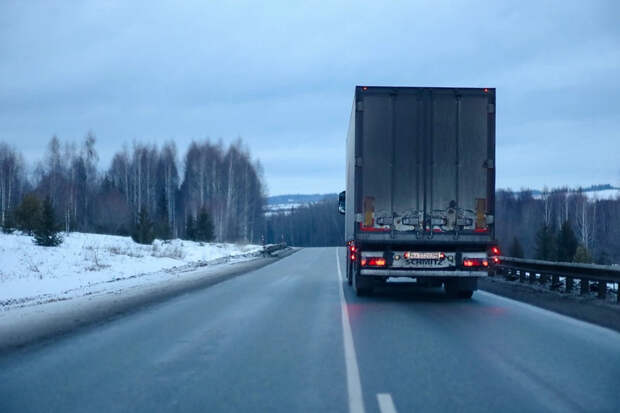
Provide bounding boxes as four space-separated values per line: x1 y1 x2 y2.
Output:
1 1 619 195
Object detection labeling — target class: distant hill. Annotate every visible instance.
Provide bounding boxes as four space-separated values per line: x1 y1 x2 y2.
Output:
266 193 337 205
509 184 620 199
267 184 620 211
265 193 338 216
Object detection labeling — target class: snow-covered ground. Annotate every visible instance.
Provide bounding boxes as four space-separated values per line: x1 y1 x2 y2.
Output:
0 232 262 309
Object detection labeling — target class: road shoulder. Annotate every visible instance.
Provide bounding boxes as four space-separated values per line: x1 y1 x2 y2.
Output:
479 276 620 333
0 248 298 352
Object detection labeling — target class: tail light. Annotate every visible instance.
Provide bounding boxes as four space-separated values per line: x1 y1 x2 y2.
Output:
361 257 386 267
463 258 488 268
490 246 500 255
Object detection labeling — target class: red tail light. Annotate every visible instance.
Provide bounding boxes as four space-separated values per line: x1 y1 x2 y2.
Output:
350 253 356 261
369 258 386 267
463 258 488 268
361 257 386 267
492 256 500 264
491 246 500 255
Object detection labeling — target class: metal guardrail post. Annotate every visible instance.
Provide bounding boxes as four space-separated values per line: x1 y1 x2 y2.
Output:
496 257 620 303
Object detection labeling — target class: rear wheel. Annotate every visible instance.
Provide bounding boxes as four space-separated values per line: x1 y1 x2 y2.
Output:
353 266 371 296
457 289 474 299
445 280 474 299
346 254 352 285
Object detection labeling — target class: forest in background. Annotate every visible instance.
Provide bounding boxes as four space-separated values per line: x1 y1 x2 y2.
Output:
264 190 620 265
0 133 265 244
2 134 618 264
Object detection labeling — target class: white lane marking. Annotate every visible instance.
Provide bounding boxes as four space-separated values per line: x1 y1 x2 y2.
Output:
377 393 398 413
336 249 366 413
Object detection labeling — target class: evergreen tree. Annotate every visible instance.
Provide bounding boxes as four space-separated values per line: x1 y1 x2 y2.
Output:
596 250 611 265
33 197 63 246
185 214 196 241
1 209 16 234
556 221 578 262
534 224 556 261
574 245 592 263
509 236 524 258
155 192 171 240
15 194 42 235
131 206 155 245
195 207 214 242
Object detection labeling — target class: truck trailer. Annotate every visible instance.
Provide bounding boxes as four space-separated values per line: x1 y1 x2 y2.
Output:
338 86 499 298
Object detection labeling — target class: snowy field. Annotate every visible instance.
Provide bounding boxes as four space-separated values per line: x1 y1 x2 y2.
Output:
0 232 262 309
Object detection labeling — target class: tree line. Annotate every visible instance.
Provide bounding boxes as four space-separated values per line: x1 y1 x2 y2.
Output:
0 134 266 245
264 189 619 265
497 188 619 264
264 196 344 247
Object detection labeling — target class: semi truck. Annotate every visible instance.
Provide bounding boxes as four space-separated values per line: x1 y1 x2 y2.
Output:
338 86 499 298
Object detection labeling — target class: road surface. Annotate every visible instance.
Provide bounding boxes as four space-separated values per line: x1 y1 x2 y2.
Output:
1 247 619 412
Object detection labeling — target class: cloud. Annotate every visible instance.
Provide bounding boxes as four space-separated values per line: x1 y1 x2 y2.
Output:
1 0 619 194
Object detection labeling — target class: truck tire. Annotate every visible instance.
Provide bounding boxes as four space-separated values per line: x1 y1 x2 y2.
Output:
346 257 352 285
444 281 474 299
353 269 371 296
457 290 474 299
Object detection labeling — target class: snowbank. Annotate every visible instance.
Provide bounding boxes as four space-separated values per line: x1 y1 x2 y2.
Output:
0 232 262 308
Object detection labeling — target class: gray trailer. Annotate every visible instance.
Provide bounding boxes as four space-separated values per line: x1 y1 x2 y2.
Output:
338 86 499 297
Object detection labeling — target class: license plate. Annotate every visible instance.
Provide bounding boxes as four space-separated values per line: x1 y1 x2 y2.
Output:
408 252 442 259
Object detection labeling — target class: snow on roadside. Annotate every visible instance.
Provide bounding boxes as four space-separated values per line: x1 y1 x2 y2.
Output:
0 232 262 309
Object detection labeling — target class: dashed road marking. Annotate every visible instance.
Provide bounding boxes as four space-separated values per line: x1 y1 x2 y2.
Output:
377 393 398 413
336 248 366 413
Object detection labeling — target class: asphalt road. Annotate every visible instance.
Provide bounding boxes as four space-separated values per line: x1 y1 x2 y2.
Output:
1 247 619 412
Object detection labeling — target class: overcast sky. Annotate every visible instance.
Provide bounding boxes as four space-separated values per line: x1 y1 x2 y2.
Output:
1 1 619 195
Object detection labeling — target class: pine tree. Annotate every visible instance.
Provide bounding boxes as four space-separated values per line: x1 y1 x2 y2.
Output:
15 194 41 235
185 214 196 241
155 192 171 240
195 207 214 242
1 209 16 234
33 197 63 246
509 237 524 258
535 224 556 261
131 206 155 245
574 245 592 263
597 250 611 265
556 220 578 262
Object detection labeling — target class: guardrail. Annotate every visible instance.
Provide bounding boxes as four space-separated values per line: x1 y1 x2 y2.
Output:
262 242 287 256
492 257 620 303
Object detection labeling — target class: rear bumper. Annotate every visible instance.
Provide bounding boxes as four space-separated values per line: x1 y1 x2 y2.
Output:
360 269 487 278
